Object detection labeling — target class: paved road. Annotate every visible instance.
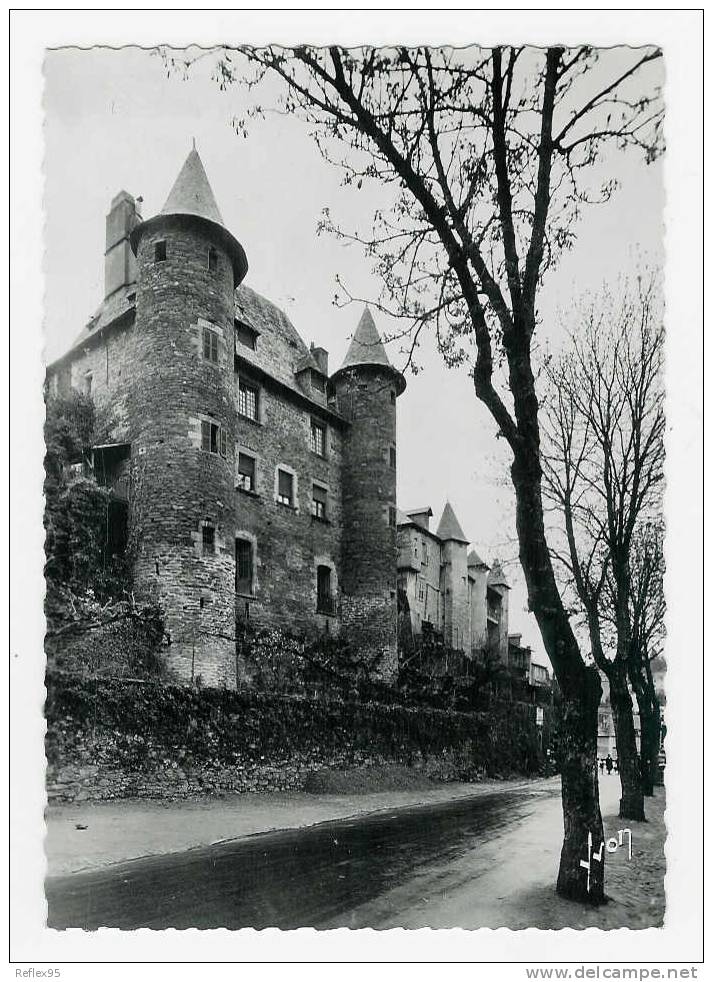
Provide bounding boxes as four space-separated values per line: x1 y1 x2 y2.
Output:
46 781 560 930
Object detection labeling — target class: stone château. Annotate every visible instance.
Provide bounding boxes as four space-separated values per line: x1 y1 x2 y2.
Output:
46 147 527 687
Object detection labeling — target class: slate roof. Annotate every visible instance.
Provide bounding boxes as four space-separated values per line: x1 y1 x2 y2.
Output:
332 306 406 395
436 502 469 543
340 307 393 370
49 283 137 368
467 548 489 568
487 560 510 589
129 146 248 283
233 285 345 424
160 147 224 225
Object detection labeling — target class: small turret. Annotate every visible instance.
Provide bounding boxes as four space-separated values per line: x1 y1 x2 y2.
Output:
486 560 510 663
467 548 490 655
130 147 248 284
437 502 470 652
331 307 405 679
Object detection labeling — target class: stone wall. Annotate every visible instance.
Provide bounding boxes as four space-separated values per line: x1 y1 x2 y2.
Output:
334 367 399 677
398 524 444 638
126 216 238 686
49 316 137 440
45 673 553 803
230 375 345 643
442 539 470 653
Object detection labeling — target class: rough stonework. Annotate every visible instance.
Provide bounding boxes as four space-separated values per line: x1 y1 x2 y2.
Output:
45 148 407 685
397 503 511 660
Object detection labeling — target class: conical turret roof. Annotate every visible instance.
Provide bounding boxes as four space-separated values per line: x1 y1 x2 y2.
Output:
341 307 393 371
161 147 225 225
487 560 510 589
130 145 248 284
331 306 406 395
468 548 488 568
436 502 469 544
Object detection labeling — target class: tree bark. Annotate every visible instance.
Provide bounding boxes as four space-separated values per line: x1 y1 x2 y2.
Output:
608 665 646 820
511 451 605 904
556 666 606 902
638 695 662 793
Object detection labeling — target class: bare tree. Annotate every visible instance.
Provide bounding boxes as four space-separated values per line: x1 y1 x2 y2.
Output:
176 43 664 902
542 273 664 821
627 519 666 795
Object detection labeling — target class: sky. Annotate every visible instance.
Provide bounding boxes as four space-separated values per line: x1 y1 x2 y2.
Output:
43 46 664 668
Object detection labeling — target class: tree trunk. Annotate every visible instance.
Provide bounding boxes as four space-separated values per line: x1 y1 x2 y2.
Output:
556 666 606 903
638 696 662 792
609 666 646 820
510 450 605 904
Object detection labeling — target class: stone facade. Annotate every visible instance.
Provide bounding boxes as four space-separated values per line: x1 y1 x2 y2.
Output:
46 148 406 686
397 504 512 661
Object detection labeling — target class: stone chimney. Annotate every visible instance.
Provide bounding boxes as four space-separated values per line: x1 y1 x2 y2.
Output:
105 190 141 299
310 343 329 376
407 507 433 531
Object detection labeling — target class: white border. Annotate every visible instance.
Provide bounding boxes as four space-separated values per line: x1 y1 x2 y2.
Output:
9 7 704 969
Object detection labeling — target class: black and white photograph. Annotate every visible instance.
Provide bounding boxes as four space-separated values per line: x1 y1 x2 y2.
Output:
9 8 704 975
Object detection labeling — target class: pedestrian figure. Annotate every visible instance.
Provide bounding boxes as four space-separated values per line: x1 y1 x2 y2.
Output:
599 758 605 773
605 754 613 775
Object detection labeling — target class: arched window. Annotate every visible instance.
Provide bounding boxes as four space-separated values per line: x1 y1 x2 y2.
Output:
208 247 218 273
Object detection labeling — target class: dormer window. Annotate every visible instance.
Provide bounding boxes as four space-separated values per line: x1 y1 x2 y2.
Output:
154 241 167 262
208 247 218 273
310 371 326 393
236 321 259 351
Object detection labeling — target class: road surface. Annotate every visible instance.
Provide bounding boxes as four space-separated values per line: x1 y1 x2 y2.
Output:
46 779 562 930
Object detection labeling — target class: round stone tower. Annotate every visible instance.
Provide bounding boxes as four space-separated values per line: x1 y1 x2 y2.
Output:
127 147 248 686
330 307 406 679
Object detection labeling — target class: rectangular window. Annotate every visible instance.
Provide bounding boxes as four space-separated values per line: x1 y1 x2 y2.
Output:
202 526 215 555
389 446 396 469
208 247 218 273
202 326 219 363
238 379 259 420
236 321 258 350
201 419 227 457
237 452 256 492
388 506 397 528
312 483 327 520
310 419 326 456
154 240 166 262
82 373 93 397
235 538 253 594
311 371 326 393
277 469 294 507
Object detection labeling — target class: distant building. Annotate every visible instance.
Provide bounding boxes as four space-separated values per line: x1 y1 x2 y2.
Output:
396 503 512 661
508 633 532 680
597 675 641 759
530 661 551 687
